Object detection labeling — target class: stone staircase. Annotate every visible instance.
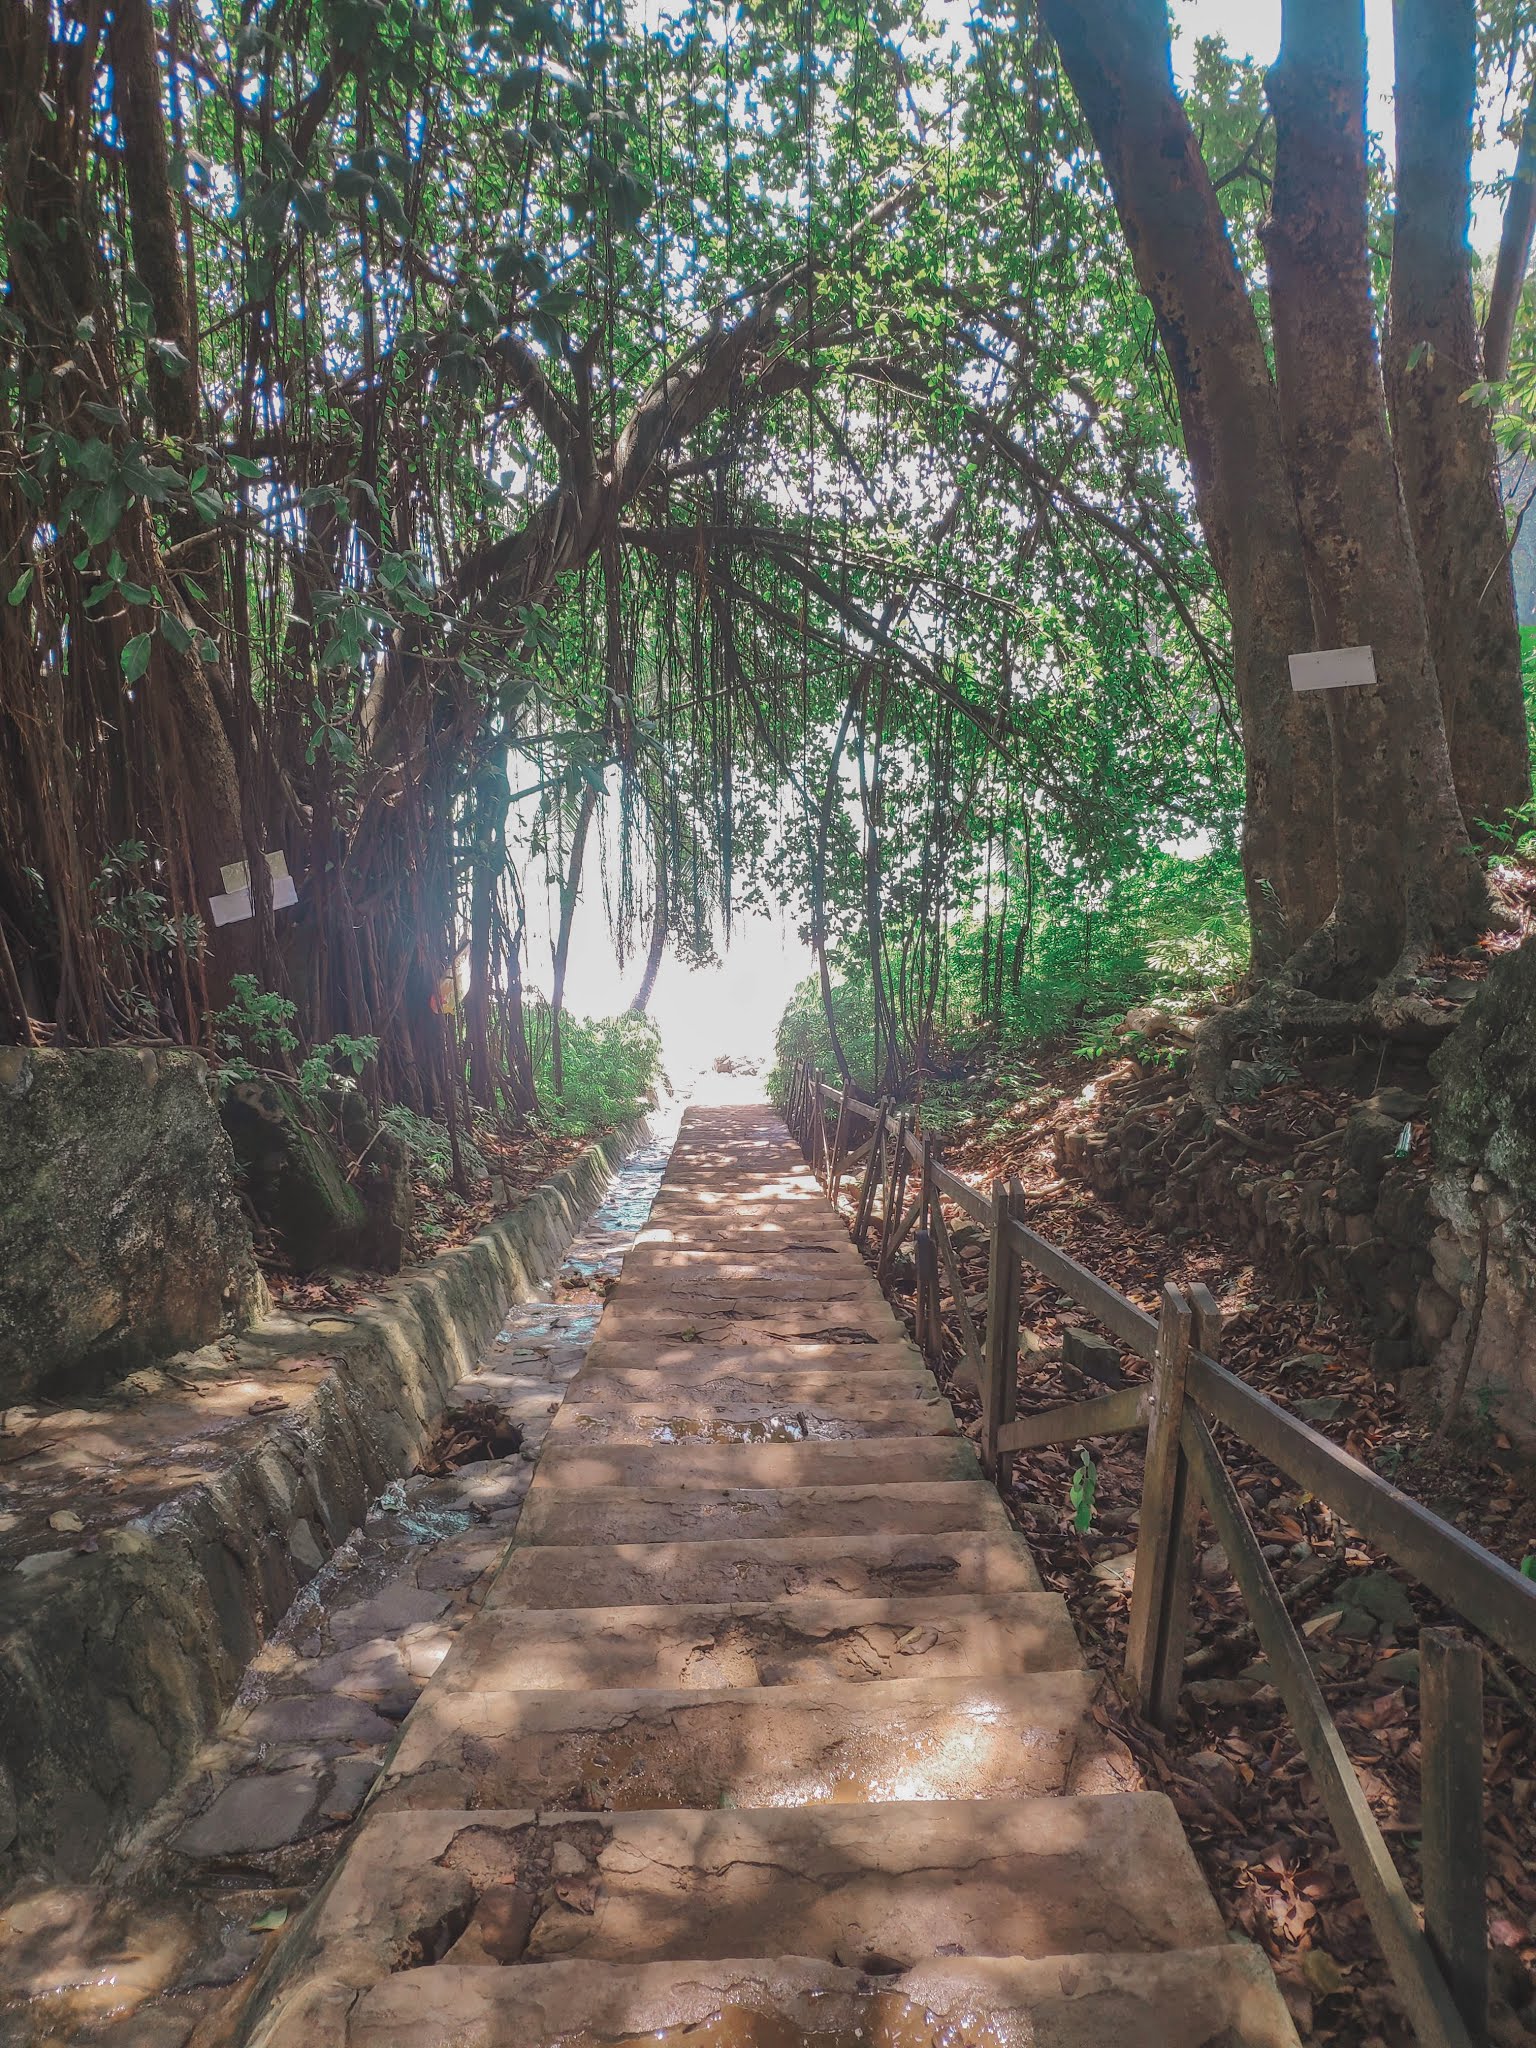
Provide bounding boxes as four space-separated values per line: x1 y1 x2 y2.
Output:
235 1100 1299 2047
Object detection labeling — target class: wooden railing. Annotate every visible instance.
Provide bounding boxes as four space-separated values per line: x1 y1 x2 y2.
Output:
783 1059 1536 2048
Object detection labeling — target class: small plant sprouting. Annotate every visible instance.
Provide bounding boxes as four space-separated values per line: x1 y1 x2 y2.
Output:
1069 1446 1098 1533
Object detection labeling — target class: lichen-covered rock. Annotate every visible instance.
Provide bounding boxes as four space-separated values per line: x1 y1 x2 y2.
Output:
219 1079 412 1273
1429 941 1536 1442
0 1047 264 1403
1433 939 1536 1206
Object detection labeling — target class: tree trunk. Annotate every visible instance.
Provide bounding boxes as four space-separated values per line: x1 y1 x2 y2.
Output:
627 853 668 1016
1265 0 1486 985
111 0 198 442
549 783 597 1099
1042 0 1335 969
1387 0 1532 840
1484 82 1536 384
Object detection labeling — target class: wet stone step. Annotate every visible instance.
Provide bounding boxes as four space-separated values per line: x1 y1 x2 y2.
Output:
367 1670 1101 1812
332 1946 1303 2048
241 1792 1226 1992
428 1591 1081 1691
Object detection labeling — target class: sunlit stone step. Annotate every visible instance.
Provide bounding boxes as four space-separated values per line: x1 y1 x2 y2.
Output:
429 1591 1080 1692
335 1947 1301 2048
371 1670 1099 1812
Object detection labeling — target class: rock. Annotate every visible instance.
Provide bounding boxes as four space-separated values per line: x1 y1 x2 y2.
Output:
1375 1651 1421 1688
1187 1749 1240 1807
1375 1166 1433 1248
1198 1543 1229 1585
1186 1677 1277 1707
1060 1326 1126 1388
1414 1279 1459 1352
320 1756 381 1821
231 1695 397 1746
288 1518 326 1581
1368 1337 1417 1379
1337 1570 1416 1638
220 1077 395 1275
1090 1551 1135 1589
442 1883 537 1964
1341 1108 1405 1195
174 1770 318 1857
0 1048 263 1402
1367 1087 1428 1123
551 1839 589 1877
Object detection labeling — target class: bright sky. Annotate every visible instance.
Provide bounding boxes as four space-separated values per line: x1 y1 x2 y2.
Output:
523 2 1517 1083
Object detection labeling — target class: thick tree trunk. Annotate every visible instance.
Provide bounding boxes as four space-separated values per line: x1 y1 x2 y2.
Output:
549 784 597 1099
1042 0 1335 969
1265 0 1486 987
1387 0 1532 840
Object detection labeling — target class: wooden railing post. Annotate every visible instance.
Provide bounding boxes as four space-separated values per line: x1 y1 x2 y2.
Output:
853 1097 888 1247
981 1179 1022 1482
1126 1282 1195 1728
830 1085 849 1208
915 1135 942 1359
1421 1628 1488 2042
877 1111 910 1283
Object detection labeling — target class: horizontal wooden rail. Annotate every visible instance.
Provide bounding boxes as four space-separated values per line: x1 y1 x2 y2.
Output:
1189 1351 1536 1678
930 1157 992 1228
1004 1212 1159 1358
996 1384 1146 1455
1183 1409 1476 2048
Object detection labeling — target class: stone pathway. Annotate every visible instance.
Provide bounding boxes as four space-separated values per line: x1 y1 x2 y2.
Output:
0 1126 675 2047
229 1099 1300 2048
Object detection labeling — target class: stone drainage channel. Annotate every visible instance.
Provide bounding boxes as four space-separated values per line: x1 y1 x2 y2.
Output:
0 1116 678 2048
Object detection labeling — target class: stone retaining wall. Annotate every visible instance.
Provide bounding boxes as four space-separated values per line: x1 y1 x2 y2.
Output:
0 1116 646 1884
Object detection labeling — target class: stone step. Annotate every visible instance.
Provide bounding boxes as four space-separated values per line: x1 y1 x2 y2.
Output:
258 1794 1227 1983
515 1480 1013 1548
564 1363 941 1406
593 1301 901 1348
331 1946 1302 2048
370 1670 1099 1812
580 1334 925 1375
606 1262 887 1304
429 1591 1080 1691
487 1530 1043 1607
532 1434 980 1491
548 1382 954 1448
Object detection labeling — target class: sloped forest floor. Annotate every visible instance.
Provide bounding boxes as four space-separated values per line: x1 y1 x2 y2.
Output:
873 1032 1536 2046
262 1119 587 1318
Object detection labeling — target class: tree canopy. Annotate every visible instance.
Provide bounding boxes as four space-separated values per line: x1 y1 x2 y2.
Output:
2 0 1533 1113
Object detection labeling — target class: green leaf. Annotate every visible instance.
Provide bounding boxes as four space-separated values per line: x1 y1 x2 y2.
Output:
160 612 195 654
81 480 128 546
116 580 154 607
147 336 191 378
1522 1556 1536 1581
120 632 153 683
6 568 34 606
226 453 265 479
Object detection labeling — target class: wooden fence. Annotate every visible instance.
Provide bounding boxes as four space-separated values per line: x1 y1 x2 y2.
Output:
783 1059 1536 2048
